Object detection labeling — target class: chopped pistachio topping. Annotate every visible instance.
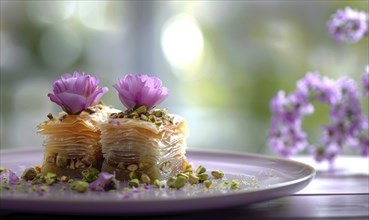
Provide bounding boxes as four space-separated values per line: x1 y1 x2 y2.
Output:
166 177 176 188
129 171 137 180
174 176 187 189
184 163 194 172
204 180 212 188
177 173 189 180
110 108 173 126
55 156 67 168
135 105 147 114
71 181 89 193
197 173 208 182
127 164 138 172
140 174 151 184
154 179 164 188
196 165 206 174
60 176 69 183
230 180 240 190
82 167 99 183
211 170 225 179
45 172 58 185
140 114 148 121
188 173 199 185
128 179 140 188
21 168 37 181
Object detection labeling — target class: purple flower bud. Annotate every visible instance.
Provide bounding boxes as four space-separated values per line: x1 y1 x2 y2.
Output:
362 65 369 96
89 172 114 191
8 170 20 185
327 7 368 44
48 72 108 114
113 74 169 110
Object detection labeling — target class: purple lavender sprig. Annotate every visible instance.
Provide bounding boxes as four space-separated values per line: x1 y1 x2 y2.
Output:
327 6 368 44
268 67 369 166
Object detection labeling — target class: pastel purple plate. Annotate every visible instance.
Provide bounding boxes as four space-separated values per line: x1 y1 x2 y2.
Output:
0 148 315 215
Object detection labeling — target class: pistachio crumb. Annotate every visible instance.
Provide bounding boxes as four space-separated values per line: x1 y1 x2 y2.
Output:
177 173 189 180
230 180 240 190
60 176 69 183
129 171 137 180
154 179 164 188
174 176 187 189
128 179 140 188
81 167 99 183
211 170 225 179
127 164 138 172
45 172 58 185
197 173 208 182
188 173 199 185
196 165 206 174
140 174 151 184
71 181 89 193
166 177 176 188
135 105 147 114
204 180 212 188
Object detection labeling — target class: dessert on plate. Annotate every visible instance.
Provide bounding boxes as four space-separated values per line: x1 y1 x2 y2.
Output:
38 72 116 178
100 74 189 181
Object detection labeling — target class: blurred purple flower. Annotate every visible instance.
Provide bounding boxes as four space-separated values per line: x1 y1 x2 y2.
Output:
327 7 368 44
269 71 368 165
48 72 108 115
113 74 169 110
89 172 114 191
362 65 369 96
8 170 20 185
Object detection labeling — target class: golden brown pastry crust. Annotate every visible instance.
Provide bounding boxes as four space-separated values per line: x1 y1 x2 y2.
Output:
38 105 119 178
100 114 189 181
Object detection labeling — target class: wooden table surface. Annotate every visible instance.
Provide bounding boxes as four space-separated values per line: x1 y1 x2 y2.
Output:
1 156 368 220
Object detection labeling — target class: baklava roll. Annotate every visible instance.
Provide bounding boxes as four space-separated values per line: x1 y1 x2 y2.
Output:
100 110 189 181
38 105 117 178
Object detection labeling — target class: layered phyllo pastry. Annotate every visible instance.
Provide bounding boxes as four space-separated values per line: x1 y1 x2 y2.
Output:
38 72 114 178
100 74 189 181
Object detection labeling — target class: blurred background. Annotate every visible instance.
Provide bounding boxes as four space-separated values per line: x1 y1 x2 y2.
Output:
0 1 368 155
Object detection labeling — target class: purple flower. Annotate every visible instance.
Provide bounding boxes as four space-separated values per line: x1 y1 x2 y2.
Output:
327 7 368 44
362 65 369 96
113 74 169 110
48 72 108 115
268 70 368 166
8 170 20 185
89 172 115 191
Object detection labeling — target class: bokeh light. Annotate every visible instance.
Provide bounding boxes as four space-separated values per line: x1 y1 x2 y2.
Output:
161 13 204 67
26 1 76 26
